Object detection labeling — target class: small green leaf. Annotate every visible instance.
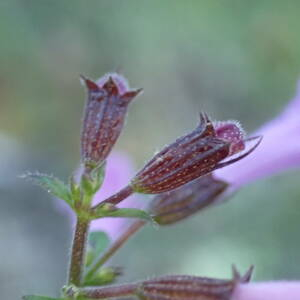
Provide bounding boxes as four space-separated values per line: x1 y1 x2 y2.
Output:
88 231 110 254
84 266 122 286
90 162 106 192
86 231 110 268
22 172 72 206
80 173 95 197
81 163 106 196
23 296 63 300
94 207 154 222
69 175 81 203
85 247 95 267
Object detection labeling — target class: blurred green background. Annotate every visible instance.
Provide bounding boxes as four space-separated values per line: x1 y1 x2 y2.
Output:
1 1 300 299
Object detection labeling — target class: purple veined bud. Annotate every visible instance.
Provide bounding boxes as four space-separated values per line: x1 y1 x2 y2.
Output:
131 113 262 194
137 265 254 300
80 73 142 170
150 174 228 225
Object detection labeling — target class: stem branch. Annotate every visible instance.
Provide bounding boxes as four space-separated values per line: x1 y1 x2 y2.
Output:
85 219 145 280
93 185 134 209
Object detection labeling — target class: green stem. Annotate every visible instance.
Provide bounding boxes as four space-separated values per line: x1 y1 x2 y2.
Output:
85 219 145 281
68 217 90 286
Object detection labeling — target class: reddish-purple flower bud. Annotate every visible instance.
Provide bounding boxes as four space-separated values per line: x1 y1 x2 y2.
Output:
137 265 253 300
131 113 261 194
150 174 228 225
80 73 142 169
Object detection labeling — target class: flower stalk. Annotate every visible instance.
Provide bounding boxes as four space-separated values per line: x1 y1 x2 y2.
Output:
93 185 134 209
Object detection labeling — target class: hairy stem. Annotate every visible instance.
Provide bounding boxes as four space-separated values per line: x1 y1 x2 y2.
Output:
93 185 134 209
68 217 90 286
77 283 139 299
85 219 145 281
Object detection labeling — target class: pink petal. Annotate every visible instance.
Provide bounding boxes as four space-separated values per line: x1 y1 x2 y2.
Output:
215 81 300 189
232 282 300 300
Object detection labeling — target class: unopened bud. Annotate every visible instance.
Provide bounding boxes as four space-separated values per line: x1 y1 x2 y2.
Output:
136 265 253 300
80 73 142 169
150 174 228 225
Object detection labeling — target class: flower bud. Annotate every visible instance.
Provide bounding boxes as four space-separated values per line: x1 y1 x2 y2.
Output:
137 265 253 300
80 73 142 169
150 174 228 225
131 113 261 194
